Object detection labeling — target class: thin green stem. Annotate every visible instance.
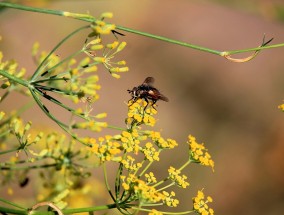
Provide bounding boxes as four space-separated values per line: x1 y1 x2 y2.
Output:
107 124 125 131
29 87 69 128
178 160 191 172
0 163 57 170
153 175 169 188
0 148 19 155
0 198 26 210
103 163 116 202
1 2 283 56
156 182 175 192
115 162 124 199
138 160 152 178
116 25 220 55
0 70 29 87
0 206 28 215
222 42 284 55
0 203 118 215
38 49 83 79
30 77 70 84
30 25 89 81
62 204 117 214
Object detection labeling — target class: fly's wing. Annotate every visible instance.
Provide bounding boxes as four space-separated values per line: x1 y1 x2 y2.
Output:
142 77 155 86
148 89 169 102
159 93 169 102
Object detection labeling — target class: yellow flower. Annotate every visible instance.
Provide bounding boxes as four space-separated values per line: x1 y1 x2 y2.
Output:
162 191 179 207
148 209 163 215
89 135 122 163
142 142 160 161
145 172 157 184
192 190 214 215
121 155 142 172
188 135 214 171
168 166 190 188
150 131 178 149
126 99 157 127
278 103 284 111
120 130 140 154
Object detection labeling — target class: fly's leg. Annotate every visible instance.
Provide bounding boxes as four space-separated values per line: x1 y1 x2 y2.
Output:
151 100 158 110
128 97 138 107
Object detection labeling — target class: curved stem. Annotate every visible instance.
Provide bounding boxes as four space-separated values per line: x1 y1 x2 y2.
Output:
103 163 116 201
1 2 283 57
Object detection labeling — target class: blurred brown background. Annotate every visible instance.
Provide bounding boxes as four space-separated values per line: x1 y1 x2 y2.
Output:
1 0 284 214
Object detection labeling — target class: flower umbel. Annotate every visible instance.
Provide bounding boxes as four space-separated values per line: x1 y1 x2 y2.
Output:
192 190 214 215
188 135 214 171
168 166 190 188
126 99 157 127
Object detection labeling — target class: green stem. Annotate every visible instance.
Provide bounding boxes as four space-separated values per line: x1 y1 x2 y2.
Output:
0 148 19 155
0 70 29 87
138 159 152 178
153 177 169 188
30 25 89 81
103 163 116 201
0 163 57 170
29 87 69 128
38 49 83 79
0 198 26 209
223 42 284 55
156 182 175 192
178 160 191 172
0 203 118 215
116 25 220 55
1 2 282 56
62 204 117 214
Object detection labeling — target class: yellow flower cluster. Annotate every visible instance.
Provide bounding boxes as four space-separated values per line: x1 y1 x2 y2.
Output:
9 118 43 153
0 51 26 89
188 135 214 171
121 155 142 172
150 131 178 149
72 120 107 132
121 174 164 203
120 130 141 154
84 38 129 79
90 12 116 35
142 142 160 162
89 135 122 163
162 191 179 207
67 58 100 104
145 172 157 184
192 190 214 215
126 99 157 127
148 209 163 215
32 42 101 106
168 166 190 188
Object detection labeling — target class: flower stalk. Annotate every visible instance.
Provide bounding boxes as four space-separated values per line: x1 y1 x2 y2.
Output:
0 2 281 60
